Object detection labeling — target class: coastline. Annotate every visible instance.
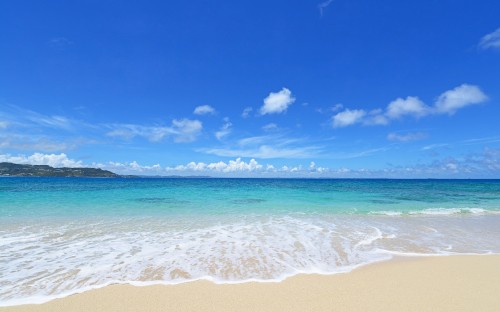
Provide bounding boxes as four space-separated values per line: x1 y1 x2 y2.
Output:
2 255 499 312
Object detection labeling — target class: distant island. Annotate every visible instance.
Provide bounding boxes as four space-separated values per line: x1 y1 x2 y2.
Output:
0 162 119 177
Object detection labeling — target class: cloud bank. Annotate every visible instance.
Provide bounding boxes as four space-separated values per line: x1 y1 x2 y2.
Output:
2 149 499 178
0 153 83 168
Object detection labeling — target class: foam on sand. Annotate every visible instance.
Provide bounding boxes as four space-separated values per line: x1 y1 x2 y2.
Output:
3 255 500 312
1 214 500 306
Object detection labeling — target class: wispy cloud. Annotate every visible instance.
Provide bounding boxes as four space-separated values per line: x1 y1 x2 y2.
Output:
315 103 344 115
422 143 451 151
479 27 500 50
329 147 391 159
201 145 322 159
237 134 279 146
262 123 278 131
215 118 232 140
422 136 500 151
0 134 79 152
107 119 203 143
241 107 253 118
387 132 428 142
318 0 334 16
0 105 81 131
47 37 73 48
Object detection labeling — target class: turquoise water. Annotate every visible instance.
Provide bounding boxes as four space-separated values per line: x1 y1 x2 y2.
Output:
2 178 500 217
1 178 500 306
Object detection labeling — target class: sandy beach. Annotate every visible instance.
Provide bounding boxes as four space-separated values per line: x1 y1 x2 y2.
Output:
2 255 499 312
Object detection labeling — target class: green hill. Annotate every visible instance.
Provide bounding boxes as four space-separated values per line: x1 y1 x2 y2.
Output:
0 162 119 177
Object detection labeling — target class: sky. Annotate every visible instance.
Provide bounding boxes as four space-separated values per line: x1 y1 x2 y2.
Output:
1 0 500 178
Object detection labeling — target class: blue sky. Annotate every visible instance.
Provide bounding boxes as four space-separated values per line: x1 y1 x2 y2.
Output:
1 0 500 177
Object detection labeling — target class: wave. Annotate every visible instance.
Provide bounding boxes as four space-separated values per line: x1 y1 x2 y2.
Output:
1 214 500 307
370 207 500 216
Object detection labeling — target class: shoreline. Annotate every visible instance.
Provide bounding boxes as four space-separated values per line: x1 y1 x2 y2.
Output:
2 254 499 312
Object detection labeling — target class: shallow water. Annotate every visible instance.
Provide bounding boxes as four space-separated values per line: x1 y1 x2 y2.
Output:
1 178 499 306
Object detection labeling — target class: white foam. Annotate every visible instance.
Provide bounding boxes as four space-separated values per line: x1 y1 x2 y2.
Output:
369 211 402 216
370 207 499 216
1 213 500 307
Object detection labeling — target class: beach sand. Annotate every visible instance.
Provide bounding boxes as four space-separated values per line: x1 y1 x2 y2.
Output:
2 255 499 312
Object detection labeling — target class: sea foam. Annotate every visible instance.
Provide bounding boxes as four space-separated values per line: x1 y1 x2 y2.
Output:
1 213 499 306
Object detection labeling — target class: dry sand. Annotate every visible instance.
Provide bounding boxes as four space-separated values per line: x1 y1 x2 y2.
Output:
2 255 500 312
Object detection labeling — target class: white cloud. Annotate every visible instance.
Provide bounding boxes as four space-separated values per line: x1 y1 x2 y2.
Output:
364 114 388 126
0 121 8 129
332 109 366 128
479 27 500 50
387 132 428 142
329 84 488 128
171 119 203 142
193 105 216 115
266 164 276 171
386 96 429 119
169 158 263 173
241 107 253 118
0 153 83 168
215 119 232 140
96 160 162 174
4 150 498 178
172 119 203 142
308 161 328 173
280 165 303 173
434 84 488 115
364 109 389 126
260 88 295 115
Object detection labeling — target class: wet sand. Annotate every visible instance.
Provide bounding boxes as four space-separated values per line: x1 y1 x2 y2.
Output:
2 255 499 312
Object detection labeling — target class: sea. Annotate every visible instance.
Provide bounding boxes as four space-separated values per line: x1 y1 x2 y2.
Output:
1 177 499 306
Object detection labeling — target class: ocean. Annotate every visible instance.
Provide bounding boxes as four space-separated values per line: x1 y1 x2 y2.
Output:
1 178 499 306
